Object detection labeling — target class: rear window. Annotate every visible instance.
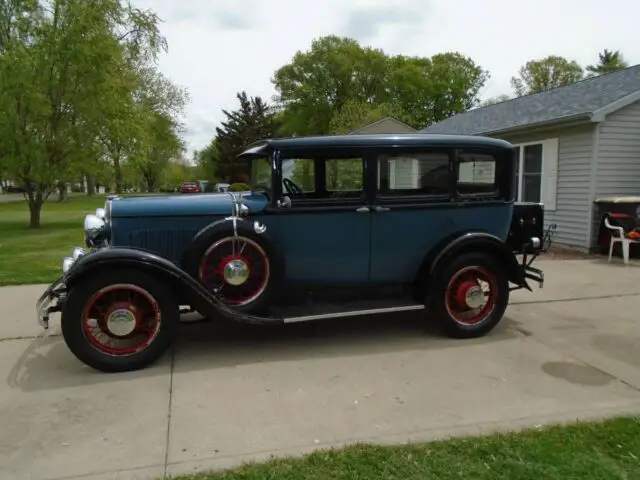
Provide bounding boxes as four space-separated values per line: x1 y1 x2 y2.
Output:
456 152 498 196
182 182 197 186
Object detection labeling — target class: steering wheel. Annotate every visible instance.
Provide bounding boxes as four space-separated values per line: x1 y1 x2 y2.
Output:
283 177 303 196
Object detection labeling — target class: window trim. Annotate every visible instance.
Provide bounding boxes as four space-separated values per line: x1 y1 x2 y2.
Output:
513 140 544 203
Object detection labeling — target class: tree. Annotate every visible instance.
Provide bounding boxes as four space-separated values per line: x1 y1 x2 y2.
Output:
272 36 489 135
0 0 173 227
479 94 511 107
328 99 405 135
510 55 584 97
586 49 629 77
214 91 280 182
128 67 188 192
194 139 220 182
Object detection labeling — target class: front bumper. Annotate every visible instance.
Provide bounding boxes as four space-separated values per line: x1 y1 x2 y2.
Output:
36 276 67 329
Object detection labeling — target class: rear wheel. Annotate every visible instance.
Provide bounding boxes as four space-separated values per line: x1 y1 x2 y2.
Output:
61 269 179 372
431 252 509 338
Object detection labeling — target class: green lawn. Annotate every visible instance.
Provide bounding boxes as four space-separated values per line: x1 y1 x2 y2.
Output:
170 416 640 480
0 195 106 285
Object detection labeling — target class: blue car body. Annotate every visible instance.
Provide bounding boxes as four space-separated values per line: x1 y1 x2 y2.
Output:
36 133 550 373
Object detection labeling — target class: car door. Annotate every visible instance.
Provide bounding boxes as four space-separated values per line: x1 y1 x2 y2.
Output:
368 147 456 283
263 153 372 285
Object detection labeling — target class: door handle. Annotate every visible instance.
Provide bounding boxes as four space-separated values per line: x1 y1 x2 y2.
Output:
356 206 370 213
373 206 390 212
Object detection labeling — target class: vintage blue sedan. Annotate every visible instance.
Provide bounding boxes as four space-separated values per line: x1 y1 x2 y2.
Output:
37 134 551 372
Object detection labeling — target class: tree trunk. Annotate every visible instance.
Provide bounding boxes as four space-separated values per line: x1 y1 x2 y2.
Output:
28 192 44 229
57 182 67 201
114 157 123 193
86 174 96 196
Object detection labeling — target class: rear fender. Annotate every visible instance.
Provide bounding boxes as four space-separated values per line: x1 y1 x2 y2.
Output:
64 247 282 325
417 231 528 292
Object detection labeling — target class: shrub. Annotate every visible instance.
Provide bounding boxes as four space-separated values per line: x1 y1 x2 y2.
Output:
229 182 249 192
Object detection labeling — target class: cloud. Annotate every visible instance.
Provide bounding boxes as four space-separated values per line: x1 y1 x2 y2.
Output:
148 1 256 30
342 4 426 42
128 0 640 156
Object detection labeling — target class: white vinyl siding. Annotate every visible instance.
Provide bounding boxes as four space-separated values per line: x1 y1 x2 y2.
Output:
592 99 640 247
389 158 419 189
498 125 595 248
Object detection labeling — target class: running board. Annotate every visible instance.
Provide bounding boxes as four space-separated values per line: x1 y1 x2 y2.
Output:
270 299 426 324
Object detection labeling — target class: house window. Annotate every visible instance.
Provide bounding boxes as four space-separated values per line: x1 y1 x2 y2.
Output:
513 143 543 203
377 152 450 196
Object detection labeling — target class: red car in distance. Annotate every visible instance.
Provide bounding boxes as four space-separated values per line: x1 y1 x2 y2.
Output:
180 181 203 194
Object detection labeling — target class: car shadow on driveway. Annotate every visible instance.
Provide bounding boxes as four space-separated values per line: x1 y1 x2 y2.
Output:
7 313 523 392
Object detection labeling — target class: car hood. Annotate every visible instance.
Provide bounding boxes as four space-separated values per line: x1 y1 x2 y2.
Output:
109 192 269 218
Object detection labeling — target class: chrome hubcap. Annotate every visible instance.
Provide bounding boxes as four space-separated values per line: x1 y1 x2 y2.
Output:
223 259 250 286
106 308 137 337
464 285 485 309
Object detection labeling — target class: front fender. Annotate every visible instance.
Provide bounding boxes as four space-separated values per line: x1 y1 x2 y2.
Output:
64 247 282 325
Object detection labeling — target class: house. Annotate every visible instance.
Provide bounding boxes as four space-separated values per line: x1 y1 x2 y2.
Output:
348 116 417 135
420 65 640 251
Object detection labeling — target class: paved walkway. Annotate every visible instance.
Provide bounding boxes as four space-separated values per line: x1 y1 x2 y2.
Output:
1 258 640 480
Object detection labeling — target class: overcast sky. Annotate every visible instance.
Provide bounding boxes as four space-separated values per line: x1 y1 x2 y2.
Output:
131 0 640 156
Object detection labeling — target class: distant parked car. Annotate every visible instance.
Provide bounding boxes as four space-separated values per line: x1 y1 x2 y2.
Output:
214 183 230 192
179 181 202 194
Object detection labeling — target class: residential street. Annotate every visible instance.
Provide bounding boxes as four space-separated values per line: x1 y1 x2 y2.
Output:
1 258 640 480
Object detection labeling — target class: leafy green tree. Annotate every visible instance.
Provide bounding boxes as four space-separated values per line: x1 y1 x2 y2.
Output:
328 99 405 134
390 52 489 127
586 49 629 77
214 91 280 183
272 35 489 135
480 94 511 107
194 139 220 182
0 0 172 227
273 36 389 136
511 55 584 97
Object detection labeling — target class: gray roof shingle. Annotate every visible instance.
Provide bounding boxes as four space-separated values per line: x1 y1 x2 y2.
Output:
420 64 640 135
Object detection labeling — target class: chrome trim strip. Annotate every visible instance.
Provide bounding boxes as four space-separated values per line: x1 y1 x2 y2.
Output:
283 304 425 324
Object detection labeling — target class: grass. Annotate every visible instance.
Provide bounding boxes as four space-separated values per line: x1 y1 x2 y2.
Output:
0 195 106 286
169 416 640 480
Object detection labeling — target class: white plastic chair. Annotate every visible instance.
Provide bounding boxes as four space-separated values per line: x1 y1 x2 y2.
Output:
605 216 640 265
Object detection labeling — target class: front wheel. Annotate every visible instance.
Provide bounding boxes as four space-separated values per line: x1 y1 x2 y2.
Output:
430 252 510 338
61 269 179 372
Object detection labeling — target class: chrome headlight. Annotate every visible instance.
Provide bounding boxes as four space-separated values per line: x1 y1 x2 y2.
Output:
84 214 108 247
95 207 106 219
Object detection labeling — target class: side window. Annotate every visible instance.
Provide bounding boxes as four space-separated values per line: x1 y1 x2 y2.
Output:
325 158 363 198
456 151 498 196
377 152 451 197
284 158 315 192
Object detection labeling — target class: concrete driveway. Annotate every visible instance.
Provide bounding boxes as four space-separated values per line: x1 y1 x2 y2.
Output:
2 258 640 480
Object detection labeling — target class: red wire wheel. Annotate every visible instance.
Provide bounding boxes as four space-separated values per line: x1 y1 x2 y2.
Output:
444 266 498 326
81 284 162 356
198 236 270 306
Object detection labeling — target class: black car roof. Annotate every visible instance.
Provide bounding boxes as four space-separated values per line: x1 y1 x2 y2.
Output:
238 134 513 157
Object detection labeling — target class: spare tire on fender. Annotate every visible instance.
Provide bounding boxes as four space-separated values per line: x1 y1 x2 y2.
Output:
182 219 284 314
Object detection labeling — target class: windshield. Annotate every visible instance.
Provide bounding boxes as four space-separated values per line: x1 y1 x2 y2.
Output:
250 157 271 188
